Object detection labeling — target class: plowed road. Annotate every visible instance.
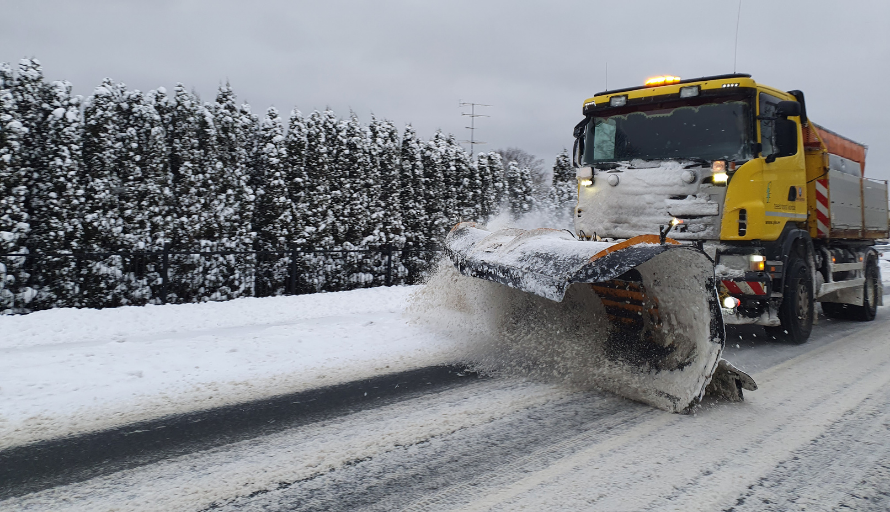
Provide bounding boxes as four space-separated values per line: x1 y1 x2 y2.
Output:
3 311 890 511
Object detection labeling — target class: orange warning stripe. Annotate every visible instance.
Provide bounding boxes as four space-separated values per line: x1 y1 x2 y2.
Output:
601 298 644 313
589 234 679 262
722 280 767 296
589 285 647 302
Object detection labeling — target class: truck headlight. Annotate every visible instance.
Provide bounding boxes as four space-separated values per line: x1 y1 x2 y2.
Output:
576 166 593 187
712 172 728 185
749 255 766 272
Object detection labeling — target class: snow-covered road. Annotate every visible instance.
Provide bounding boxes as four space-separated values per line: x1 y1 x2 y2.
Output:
3 267 890 511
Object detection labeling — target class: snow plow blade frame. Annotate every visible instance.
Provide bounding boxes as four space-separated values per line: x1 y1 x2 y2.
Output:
445 222 749 412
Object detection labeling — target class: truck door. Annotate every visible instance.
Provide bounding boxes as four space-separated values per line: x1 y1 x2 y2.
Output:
759 92 806 240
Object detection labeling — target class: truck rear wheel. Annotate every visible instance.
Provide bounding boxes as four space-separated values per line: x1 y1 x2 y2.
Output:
767 259 813 344
821 256 879 321
859 257 880 321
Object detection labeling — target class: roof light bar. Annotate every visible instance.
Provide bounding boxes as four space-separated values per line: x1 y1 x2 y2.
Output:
644 75 681 87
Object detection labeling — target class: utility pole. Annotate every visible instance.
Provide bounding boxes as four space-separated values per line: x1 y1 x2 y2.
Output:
459 101 490 156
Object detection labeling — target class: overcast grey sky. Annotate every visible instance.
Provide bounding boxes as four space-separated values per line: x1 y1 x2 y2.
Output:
2 0 889 178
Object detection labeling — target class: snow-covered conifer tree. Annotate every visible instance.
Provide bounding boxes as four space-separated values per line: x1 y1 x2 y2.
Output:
505 160 535 218
449 135 480 222
335 113 370 246
302 110 336 246
254 106 298 295
284 109 317 294
81 78 130 307
28 80 85 309
398 124 430 282
440 134 461 223
9 59 60 310
364 116 406 286
0 63 31 313
549 148 576 226
81 80 176 307
398 125 424 242
320 112 372 290
117 88 174 304
207 86 257 301
422 131 450 242
161 84 221 302
301 109 339 291
213 83 258 194
476 152 497 220
284 109 309 228
368 116 404 243
488 151 507 211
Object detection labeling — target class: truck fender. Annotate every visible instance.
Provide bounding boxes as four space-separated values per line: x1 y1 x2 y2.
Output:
773 226 816 294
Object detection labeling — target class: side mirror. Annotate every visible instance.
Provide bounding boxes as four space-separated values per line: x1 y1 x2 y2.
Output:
775 101 801 118
573 138 581 168
572 117 590 168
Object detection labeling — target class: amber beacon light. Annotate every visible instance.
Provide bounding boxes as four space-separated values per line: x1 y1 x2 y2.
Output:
644 75 681 87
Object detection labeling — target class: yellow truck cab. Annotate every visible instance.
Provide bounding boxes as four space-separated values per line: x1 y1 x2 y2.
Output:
572 73 889 343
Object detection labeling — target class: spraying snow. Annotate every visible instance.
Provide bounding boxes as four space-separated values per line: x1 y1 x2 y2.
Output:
408 250 726 414
435 220 735 412
408 259 611 386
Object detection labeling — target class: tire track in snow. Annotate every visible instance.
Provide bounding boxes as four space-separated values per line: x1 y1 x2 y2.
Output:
215 391 658 512
0 379 569 512
448 318 890 511
0 364 480 500
725 386 890 512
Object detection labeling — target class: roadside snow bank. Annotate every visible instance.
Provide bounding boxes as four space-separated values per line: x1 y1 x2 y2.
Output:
0 286 473 449
2 287 416 350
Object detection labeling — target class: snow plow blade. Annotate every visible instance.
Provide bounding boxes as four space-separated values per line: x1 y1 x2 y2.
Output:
445 222 754 412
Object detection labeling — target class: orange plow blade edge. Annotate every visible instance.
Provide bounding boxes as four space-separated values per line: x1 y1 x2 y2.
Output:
444 222 755 412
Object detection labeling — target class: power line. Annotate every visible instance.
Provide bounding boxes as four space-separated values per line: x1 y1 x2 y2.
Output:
459 101 491 156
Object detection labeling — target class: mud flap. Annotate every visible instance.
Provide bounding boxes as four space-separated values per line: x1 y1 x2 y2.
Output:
445 222 754 412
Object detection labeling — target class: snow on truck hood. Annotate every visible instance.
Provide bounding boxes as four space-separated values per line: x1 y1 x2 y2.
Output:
575 160 727 241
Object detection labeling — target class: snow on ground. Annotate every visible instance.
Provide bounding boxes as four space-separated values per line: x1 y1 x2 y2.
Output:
5 308 890 512
0 285 474 449
2 379 572 512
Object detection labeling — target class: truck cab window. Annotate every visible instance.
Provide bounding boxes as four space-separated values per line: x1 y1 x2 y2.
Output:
759 93 780 157
582 98 753 166
592 118 616 160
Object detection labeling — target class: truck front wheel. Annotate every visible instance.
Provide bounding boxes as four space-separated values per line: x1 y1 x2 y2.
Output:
767 259 814 343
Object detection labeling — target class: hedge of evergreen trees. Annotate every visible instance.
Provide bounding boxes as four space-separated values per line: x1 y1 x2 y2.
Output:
0 59 576 313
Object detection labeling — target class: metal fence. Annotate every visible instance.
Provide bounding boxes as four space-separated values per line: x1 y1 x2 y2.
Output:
0 244 443 313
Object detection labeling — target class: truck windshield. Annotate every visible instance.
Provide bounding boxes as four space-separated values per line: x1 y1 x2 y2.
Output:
582 99 753 165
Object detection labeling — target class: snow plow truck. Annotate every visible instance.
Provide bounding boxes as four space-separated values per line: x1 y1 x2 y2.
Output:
445 73 889 412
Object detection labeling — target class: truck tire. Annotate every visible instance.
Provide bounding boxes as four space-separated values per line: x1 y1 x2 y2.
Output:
821 256 879 321
767 259 814 343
